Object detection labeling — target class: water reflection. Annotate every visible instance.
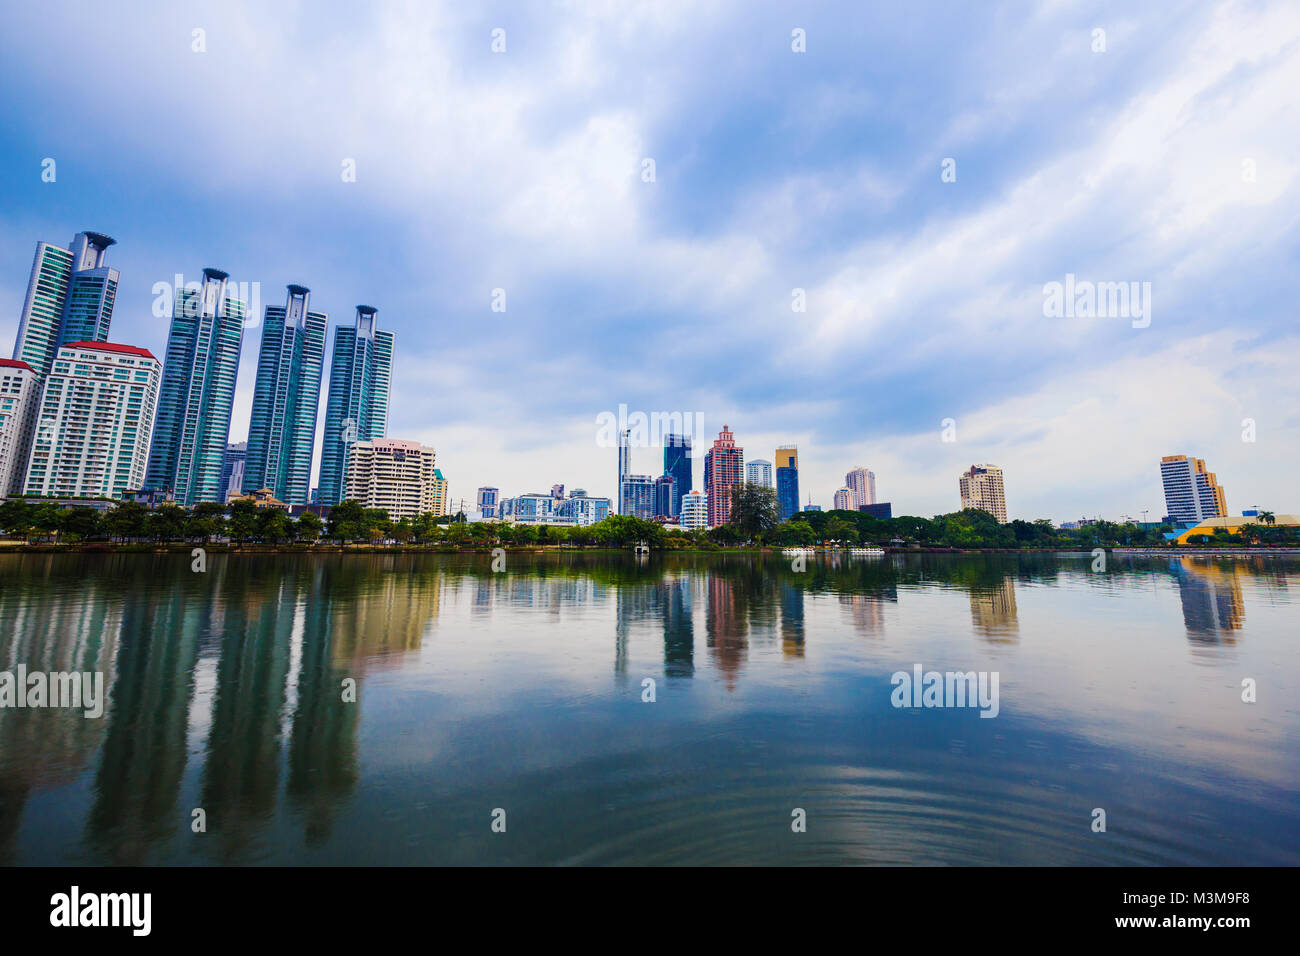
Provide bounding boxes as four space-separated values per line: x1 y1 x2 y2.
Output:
0 551 1296 865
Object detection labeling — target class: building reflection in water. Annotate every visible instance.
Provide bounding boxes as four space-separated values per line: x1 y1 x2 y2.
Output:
706 573 748 690
662 575 694 679
781 583 805 658
1171 558 1245 643
969 579 1019 643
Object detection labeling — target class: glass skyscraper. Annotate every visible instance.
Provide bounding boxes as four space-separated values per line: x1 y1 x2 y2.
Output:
244 285 327 505
318 306 394 506
12 231 118 379
663 433 691 517
144 268 246 505
776 445 799 521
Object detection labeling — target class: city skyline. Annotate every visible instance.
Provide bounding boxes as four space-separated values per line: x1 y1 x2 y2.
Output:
2 3 1298 520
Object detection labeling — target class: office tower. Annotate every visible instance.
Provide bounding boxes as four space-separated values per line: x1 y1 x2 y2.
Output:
663 433 692 516
557 492 612 526
746 458 772 488
617 428 631 513
343 439 437 520
144 269 246 505
654 474 676 518
477 486 499 518
244 285 327 506
959 464 1008 523
859 502 892 519
775 445 799 522
432 469 448 516
680 490 708 531
220 441 247 502
833 487 853 511
319 306 395 505
0 359 41 495
621 473 656 519
1160 455 1227 524
845 466 876 508
703 425 744 527
23 342 161 499
12 232 118 379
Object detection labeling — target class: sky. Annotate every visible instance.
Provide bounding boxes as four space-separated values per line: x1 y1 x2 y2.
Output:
1 0 1297 522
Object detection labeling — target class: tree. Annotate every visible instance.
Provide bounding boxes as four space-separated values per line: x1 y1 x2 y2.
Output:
60 507 103 542
228 499 260 543
823 516 857 544
258 508 294 545
187 501 227 543
31 503 62 542
0 498 34 541
296 511 324 543
328 499 365 541
105 501 148 542
727 482 779 542
147 505 187 543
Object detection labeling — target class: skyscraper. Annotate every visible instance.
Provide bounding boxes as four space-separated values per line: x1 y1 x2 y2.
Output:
959 464 1008 523
144 269 246 505
617 427 631 513
344 438 438 520
680 490 708 531
477 486 499 518
0 359 40 496
23 342 160 499
775 445 799 521
245 285 328 505
1160 455 1227 524
745 458 772 488
621 474 656 518
654 474 676 518
12 232 118 379
833 487 853 511
663 433 692 516
704 425 743 527
845 466 876 508
318 306 395 506
220 441 247 503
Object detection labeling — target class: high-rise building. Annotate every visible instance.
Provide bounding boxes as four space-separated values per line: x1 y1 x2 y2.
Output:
432 469 448 516
746 458 772 488
0 359 41 496
319 306 395 505
220 441 247 503
704 425 744 527
621 473 656 519
244 285 327 506
680 490 708 531
617 428 632 514
845 466 876 508
959 464 1008 523
12 232 118 380
663 433 692 516
477 486 499 518
833 487 853 511
1160 455 1227 524
23 342 161 499
654 474 676 518
775 445 799 522
144 269 246 505
344 438 438 520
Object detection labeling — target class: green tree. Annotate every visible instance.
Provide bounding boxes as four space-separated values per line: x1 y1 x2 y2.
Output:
228 499 260 543
0 498 34 541
727 482 779 542
105 501 148 542
295 511 324 543
328 499 365 541
147 505 187 543
258 508 294 544
60 507 103 542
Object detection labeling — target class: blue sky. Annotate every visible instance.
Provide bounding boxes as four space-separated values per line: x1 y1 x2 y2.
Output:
2 0 1297 520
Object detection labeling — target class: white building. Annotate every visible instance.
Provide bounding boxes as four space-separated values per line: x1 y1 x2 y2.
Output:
344 438 439 520
958 464 1007 523
845 466 876 508
680 490 708 531
833 487 853 511
498 490 612 526
0 358 41 496
1159 454 1226 524
745 458 773 488
23 342 161 499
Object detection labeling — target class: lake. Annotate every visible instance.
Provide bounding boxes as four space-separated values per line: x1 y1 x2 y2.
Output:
0 551 1296 865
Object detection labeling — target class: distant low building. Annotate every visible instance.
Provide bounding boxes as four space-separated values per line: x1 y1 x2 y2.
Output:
680 490 708 531
858 502 892 519
228 487 289 510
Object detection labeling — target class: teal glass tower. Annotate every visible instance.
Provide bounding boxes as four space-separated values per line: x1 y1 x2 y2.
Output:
144 268 246 504
317 306 393 506
244 285 327 505
12 231 118 378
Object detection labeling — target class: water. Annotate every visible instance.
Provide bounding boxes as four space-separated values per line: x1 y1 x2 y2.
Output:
0 551 1296 866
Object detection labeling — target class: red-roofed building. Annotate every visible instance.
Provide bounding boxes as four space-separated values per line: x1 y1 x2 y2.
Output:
61 341 158 361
